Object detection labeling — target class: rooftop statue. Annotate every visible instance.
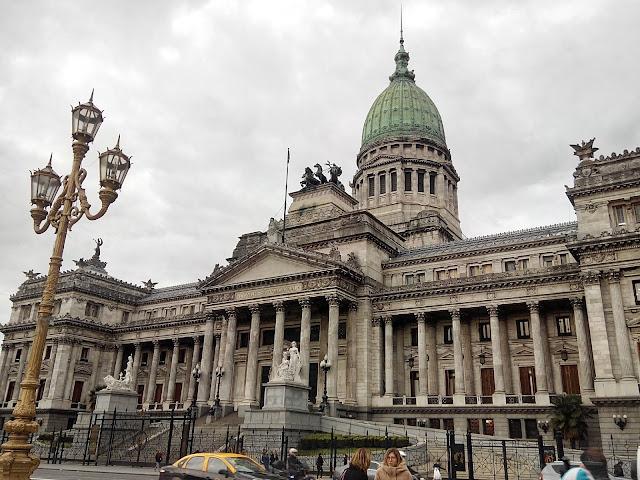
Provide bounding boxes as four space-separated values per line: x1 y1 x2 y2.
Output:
300 163 344 190
301 167 320 189
571 138 598 162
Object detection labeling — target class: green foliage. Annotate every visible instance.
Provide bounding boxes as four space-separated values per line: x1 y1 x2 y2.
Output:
37 433 74 444
549 394 591 447
88 385 106 411
299 433 409 450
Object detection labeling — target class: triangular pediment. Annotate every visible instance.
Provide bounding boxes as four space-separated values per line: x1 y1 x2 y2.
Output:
201 244 352 289
511 345 534 356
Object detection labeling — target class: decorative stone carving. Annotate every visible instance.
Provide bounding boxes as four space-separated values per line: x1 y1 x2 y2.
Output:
103 354 134 391
346 252 361 272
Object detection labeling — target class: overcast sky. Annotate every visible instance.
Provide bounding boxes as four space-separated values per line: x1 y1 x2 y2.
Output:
1 1 639 325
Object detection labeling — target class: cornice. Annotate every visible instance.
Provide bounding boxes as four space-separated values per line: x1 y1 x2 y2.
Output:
370 404 552 415
353 155 459 184
566 230 640 254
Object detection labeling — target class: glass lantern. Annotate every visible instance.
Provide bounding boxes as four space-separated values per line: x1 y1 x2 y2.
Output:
30 156 61 207
71 91 104 143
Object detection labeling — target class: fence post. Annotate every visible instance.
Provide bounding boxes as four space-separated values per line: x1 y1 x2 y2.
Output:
190 409 197 454
280 426 285 460
166 406 175 465
47 428 55 464
96 413 106 465
555 431 564 460
467 431 474 480
385 426 389 450
425 431 428 468
446 430 451 480
237 425 242 453
538 435 545 471
226 425 230 453
107 410 117 466
501 440 508 480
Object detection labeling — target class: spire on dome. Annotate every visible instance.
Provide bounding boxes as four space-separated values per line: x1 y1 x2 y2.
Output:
390 8 415 82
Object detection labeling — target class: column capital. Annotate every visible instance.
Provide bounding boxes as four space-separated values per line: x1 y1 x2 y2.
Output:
371 317 383 327
348 301 358 312
486 305 500 317
114 343 122 350
249 304 261 315
205 311 217 321
570 297 584 308
383 316 393 325
152 339 160 348
582 271 601 285
326 294 341 307
299 298 312 309
226 308 237 318
527 301 540 314
605 270 621 283
134 342 141 350
449 308 460 320
414 312 426 323
213 332 221 340
172 337 180 347
272 301 285 312
193 336 202 345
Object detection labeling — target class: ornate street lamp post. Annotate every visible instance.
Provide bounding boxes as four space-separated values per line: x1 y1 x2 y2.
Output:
214 366 225 407
319 354 331 412
0 93 130 480
191 363 202 409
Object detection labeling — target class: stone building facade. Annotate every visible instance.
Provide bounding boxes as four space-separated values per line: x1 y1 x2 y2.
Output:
1 36 639 445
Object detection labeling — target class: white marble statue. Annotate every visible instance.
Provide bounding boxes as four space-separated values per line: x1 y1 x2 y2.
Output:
276 351 293 381
288 341 302 382
103 353 134 391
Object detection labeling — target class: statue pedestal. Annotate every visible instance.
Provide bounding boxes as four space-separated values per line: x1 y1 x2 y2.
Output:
243 380 320 435
94 388 138 413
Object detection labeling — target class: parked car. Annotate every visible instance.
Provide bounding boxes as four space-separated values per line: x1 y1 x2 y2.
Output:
159 452 282 480
333 460 382 480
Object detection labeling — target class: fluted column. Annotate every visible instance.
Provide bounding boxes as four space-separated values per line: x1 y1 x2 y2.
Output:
299 298 312 386
131 343 142 389
271 301 285 379
499 317 513 394
416 313 428 395
571 297 594 392
188 337 202 403
372 318 384 396
12 342 30 402
145 340 161 403
113 344 124 377
166 338 181 402
197 314 215 404
487 306 505 393
461 319 474 395
607 272 636 381
450 309 465 395
527 301 548 393
63 341 79 400
243 305 261 405
209 335 220 402
220 308 237 404
426 319 438 395
326 295 340 401
384 316 394 396
345 301 358 404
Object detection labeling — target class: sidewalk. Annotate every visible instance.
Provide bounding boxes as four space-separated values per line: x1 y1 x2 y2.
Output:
36 462 157 476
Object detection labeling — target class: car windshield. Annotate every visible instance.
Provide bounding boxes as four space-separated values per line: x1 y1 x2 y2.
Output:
227 457 265 473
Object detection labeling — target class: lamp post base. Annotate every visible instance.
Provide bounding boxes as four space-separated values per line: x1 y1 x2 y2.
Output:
0 423 40 480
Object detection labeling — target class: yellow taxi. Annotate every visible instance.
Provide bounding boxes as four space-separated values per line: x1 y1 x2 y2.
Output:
159 452 279 480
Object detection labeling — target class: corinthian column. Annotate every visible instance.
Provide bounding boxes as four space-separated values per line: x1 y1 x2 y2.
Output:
299 298 312 385
113 345 124 377
43 341 57 398
12 343 30 402
607 271 636 384
527 302 548 395
271 302 285 379
243 305 261 405
384 317 394 396
188 337 202 403
197 314 215 404
220 308 237 405
85 345 103 403
326 295 341 401
487 306 505 393
345 302 358 404
209 334 221 402
570 297 594 393
145 340 161 404
450 309 465 396
131 343 142 389
416 312 428 396
166 338 181 402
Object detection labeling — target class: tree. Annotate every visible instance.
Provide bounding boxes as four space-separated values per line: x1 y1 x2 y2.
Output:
549 394 591 448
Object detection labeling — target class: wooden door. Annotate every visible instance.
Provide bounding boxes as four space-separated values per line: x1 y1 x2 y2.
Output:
519 366 536 395
137 384 144 404
154 384 163 404
561 365 580 394
410 371 419 397
71 381 83 403
174 383 182 402
481 368 495 396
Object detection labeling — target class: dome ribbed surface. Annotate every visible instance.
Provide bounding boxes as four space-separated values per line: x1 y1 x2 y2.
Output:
361 42 447 151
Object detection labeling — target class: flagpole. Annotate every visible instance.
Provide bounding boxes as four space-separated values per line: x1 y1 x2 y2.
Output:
281 148 290 244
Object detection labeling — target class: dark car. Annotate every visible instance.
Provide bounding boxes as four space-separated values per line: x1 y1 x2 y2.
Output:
159 452 282 480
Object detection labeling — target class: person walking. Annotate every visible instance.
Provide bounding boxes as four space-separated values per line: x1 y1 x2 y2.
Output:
614 461 624 478
262 449 271 471
344 453 349 465
342 449 372 480
317 453 325 478
155 450 163 470
374 448 412 480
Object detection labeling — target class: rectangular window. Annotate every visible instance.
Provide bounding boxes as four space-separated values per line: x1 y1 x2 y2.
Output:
482 264 493 274
85 302 100 317
417 273 425 283
429 173 436 194
159 351 167 365
443 418 455 431
80 347 89 361
519 366 537 395
391 171 397 191
37 379 46 402
141 352 148 366
411 328 418 347
379 174 386 194
561 364 581 394
429 418 441 429
508 419 523 439
445 370 455 396
448 268 458 279
634 203 640 222
469 266 479 277
338 322 347 340
262 329 275 346
44 345 52 360
405 274 414 285
556 316 571 336
20 305 32 321
468 419 480 434
479 323 491 341
559 254 568 265
436 270 446 280
404 170 412 191
5 382 15 402
614 205 626 225
417 171 425 192
368 176 375 197
122 311 129 323
505 261 516 272
309 325 320 342
519 259 529 270
542 255 554 267
483 419 495 436
178 348 186 364
238 332 249 348
71 381 83 403
444 325 453 344
284 327 301 343
524 419 539 439
14 349 22 362
516 320 530 339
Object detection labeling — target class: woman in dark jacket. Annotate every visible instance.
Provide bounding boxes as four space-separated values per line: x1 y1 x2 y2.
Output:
342 448 372 480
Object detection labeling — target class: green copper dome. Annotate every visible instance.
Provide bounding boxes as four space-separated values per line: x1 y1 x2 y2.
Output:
361 39 446 151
